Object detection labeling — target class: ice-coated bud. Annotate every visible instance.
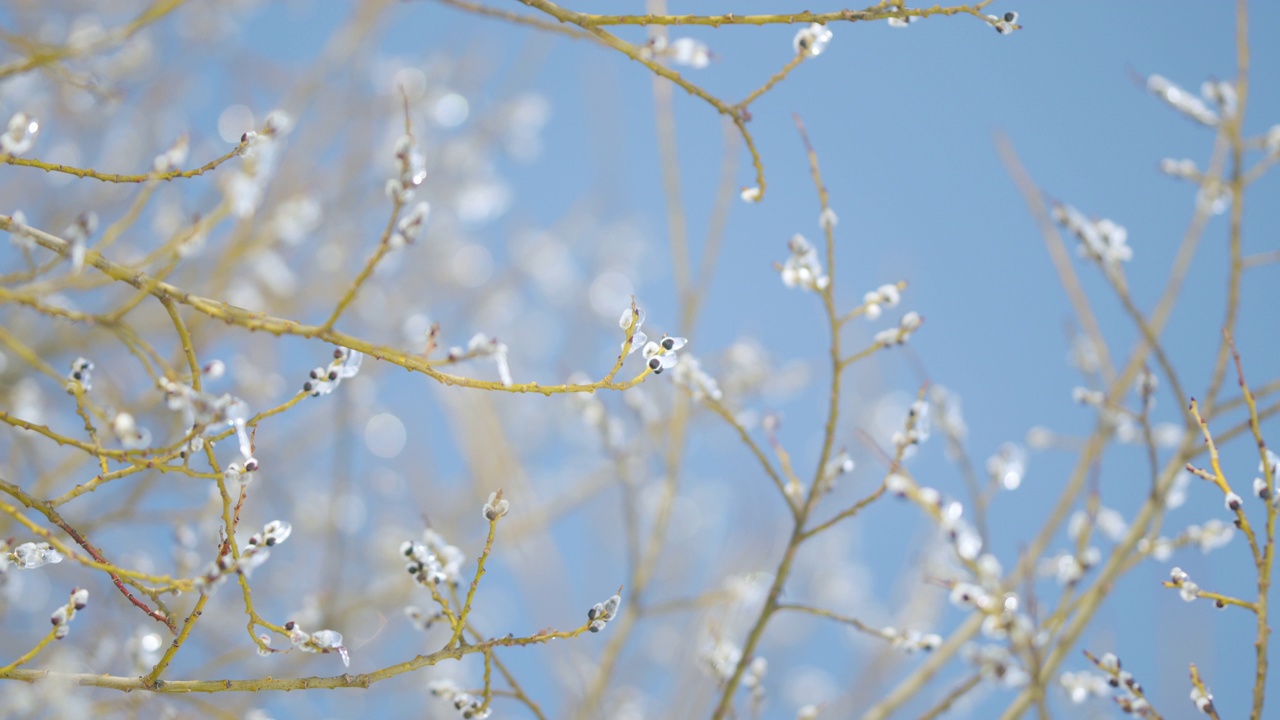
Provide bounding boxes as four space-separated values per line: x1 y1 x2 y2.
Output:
310 628 343 648
619 306 642 331
11 542 65 569
988 11 1021 35
263 520 292 545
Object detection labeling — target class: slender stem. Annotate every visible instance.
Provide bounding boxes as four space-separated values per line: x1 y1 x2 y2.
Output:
1190 664 1222 720
918 673 984 720
145 595 209 687
4 139 245 183
1 621 595 691
0 628 59 674
1 214 654 396
709 114 847 720
322 198 404 331
449 517 500 648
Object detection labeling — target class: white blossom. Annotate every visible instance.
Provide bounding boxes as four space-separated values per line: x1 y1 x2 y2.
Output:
389 201 431 249
1 112 39 156
1052 204 1132 269
1191 684 1214 713
483 490 509 521
669 37 712 68
705 639 743 682
818 207 838 231
50 588 88 640
779 234 829 291
223 117 284 218
7 209 32 249
68 357 94 391
1147 74 1219 126
885 627 941 652
1169 566 1200 602
1224 491 1242 511
966 644 1028 688
793 23 833 56
949 582 990 610
1066 507 1127 543
153 134 190 172
1072 386 1105 407
272 196 322 245
874 311 922 346
588 591 622 632
226 171 265 219
1254 476 1272 500
388 133 427 202
1059 671 1110 704
402 529 466 586
263 110 292 136
63 212 98 274
671 353 722 402
1160 157 1199 180
1186 519 1234 553
1138 535 1175 561
111 411 152 450
1165 470 1191 509
986 443 1027 490
862 283 900 321
1041 552 1085 586
885 472 912 497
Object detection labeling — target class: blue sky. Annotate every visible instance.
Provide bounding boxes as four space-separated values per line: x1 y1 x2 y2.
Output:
3 1 1279 718
282 2 1279 715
